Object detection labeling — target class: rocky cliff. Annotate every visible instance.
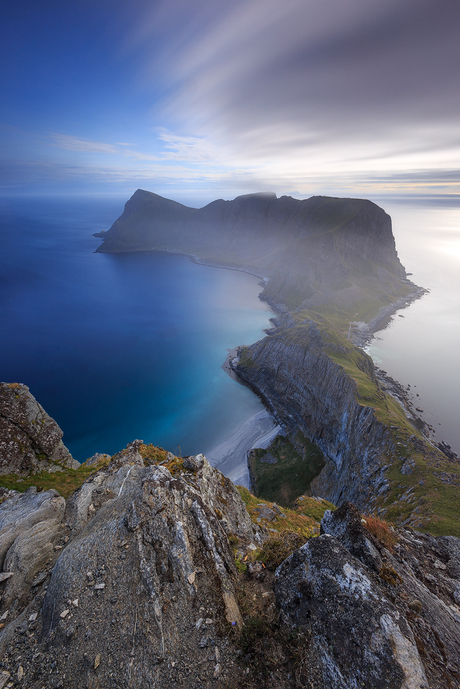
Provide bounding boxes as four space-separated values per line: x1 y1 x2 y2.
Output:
235 320 394 510
234 318 460 532
0 383 78 475
0 441 460 689
96 190 411 311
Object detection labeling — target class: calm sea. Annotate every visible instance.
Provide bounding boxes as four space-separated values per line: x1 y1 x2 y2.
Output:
366 199 460 456
0 195 273 464
1 195 458 468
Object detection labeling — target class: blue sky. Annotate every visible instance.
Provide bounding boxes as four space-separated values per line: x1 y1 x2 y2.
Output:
2 0 460 204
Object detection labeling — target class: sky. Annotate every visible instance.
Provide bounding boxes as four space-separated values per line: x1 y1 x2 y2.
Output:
1 0 460 205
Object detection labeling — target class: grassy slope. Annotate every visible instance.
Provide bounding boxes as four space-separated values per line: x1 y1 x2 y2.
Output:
240 304 460 536
249 433 325 507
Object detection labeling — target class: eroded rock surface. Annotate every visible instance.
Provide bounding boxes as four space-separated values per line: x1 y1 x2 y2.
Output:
0 448 258 688
275 502 460 689
0 383 78 474
1 446 460 688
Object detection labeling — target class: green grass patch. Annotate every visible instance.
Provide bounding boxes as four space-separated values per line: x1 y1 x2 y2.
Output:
237 485 334 540
0 464 101 499
249 433 325 507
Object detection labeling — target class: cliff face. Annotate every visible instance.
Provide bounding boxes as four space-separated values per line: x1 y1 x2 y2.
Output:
0 383 78 475
235 321 395 509
97 190 408 311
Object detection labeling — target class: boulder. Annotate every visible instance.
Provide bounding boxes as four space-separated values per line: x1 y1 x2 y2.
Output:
0 383 78 474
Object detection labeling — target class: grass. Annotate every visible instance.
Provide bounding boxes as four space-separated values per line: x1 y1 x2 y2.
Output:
379 449 460 537
0 443 180 500
0 464 103 499
362 514 398 552
248 433 325 507
237 485 334 540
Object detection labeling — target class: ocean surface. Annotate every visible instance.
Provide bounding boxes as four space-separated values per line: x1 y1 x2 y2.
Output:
1 195 459 477
0 195 274 474
366 199 460 456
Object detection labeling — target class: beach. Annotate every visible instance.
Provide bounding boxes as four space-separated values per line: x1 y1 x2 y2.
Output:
205 409 281 487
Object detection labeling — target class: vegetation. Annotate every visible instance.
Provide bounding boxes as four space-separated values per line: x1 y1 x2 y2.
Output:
0 464 103 499
237 485 334 540
248 433 325 507
362 514 398 552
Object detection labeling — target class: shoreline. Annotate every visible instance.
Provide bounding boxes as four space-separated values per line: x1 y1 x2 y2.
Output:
204 410 282 488
98 241 451 476
349 283 428 348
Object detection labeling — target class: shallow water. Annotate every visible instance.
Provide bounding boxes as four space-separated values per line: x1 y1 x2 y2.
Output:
0 196 273 466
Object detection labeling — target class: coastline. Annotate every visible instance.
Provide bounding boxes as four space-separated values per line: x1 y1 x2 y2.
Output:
349 283 428 348
97 239 446 481
204 409 281 488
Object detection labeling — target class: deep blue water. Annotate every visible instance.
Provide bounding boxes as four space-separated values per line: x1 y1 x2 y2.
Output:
0 196 273 462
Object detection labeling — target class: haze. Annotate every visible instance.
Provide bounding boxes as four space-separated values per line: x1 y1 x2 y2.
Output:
2 0 460 204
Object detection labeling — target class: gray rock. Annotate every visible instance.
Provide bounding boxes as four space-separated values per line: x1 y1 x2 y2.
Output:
274 534 428 689
183 453 205 471
0 383 78 474
0 488 65 568
83 453 110 467
254 506 277 522
321 501 382 570
2 516 64 608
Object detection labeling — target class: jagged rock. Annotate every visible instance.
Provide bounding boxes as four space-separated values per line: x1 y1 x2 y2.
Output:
0 383 78 474
321 501 382 570
0 487 65 567
83 452 111 467
401 458 416 475
2 516 65 609
274 534 428 688
182 453 205 472
0 448 256 688
1 432 460 688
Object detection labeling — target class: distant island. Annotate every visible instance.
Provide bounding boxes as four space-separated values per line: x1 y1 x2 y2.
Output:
96 189 460 535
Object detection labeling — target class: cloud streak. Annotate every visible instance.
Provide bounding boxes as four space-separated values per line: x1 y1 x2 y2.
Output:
121 0 460 195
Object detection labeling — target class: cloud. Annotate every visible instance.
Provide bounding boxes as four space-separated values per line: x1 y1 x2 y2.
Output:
51 134 119 154
123 0 460 187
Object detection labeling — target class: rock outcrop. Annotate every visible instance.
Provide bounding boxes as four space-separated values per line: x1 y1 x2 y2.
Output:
275 502 460 689
0 446 261 688
0 383 78 475
0 444 460 687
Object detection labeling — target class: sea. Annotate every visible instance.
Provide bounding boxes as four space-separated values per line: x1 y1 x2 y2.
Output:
0 195 275 484
366 198 460 456
1 195 459 481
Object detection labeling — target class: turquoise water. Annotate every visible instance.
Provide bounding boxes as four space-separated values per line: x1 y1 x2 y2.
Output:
0 196 273 462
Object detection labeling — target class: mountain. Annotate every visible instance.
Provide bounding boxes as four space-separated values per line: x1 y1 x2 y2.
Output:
94 190 460 533
96 190 411 312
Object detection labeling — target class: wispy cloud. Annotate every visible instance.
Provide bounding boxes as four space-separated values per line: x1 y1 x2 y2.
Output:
51 134 119 154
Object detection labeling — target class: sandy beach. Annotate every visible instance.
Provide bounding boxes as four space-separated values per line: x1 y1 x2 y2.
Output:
205 409 281 488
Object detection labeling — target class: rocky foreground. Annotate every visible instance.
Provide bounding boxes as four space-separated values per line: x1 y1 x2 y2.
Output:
0 441 460 688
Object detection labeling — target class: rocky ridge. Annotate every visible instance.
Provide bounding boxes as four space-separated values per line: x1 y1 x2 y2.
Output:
0 441 460 688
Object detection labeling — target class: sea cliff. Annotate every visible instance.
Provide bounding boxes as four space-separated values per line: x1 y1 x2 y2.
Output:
95 190 460 533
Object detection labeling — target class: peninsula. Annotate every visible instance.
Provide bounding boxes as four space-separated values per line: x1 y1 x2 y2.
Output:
96 190 460 534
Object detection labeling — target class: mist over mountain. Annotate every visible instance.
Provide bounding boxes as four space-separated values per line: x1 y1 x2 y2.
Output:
97 189 410 312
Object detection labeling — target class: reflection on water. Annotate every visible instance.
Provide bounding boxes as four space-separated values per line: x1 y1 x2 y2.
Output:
366 199 460 454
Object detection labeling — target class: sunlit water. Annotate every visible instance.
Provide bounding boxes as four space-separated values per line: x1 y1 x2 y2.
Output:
366 199 460 455
0 196 273 464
